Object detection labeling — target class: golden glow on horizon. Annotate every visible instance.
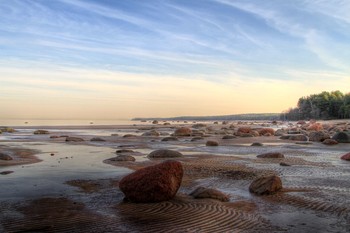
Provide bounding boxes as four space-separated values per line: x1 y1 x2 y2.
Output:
1 66 349 119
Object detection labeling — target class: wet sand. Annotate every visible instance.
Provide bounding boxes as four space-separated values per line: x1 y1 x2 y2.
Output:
0 120 349 232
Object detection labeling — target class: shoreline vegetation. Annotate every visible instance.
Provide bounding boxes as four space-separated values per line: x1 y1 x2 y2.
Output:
133 91 350 122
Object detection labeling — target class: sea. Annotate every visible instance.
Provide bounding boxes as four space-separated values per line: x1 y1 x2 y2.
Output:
0 119 142 127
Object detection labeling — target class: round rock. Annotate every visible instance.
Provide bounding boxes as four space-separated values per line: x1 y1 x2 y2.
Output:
249 175 283 195
119 160 183 203
148 149 183 158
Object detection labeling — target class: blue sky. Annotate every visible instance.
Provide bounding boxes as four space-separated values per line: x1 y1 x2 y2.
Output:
0 0 349 119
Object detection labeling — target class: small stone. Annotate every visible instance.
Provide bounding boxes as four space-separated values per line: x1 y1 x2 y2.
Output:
174 127 192 136
249 175 283 195
257 152 285 158
0 171 14 175
65 137 84 142
251 142 263 146
111 155 136 162
190 187 229 202
322 139 338 145
222 135 236 139
90 137 106 142
148 149 183 158
206 140 219 146
161 137 178 142
280 162 291 166
33 130 49 135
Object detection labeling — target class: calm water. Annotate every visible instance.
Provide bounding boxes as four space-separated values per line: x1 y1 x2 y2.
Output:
0 119 144 127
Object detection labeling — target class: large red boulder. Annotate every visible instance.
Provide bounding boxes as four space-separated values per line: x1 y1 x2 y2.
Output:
341 153 350 161
119 160 183 203
249 175 282 195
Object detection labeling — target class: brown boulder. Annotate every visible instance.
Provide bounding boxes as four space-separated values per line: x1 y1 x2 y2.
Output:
257 128 275 136
174 127 192 136
206 140 219 146
65 137 84 142
237 127 251 134
280 134 308 141
249 175 283 195
34 130 49 135
257 152 284 158
142 130 160 137
309 131 330 142
340 153 350 161
111 155 136 162
251 142 263 146
322 139 338 145
161 136 178 142
332 131 350 143
0 152 13 161
119 160 183 202
90 137 106 142
190 187 229 202
307 123 323 131
148 149 183 158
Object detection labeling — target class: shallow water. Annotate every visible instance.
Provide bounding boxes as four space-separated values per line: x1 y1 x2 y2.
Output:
0 142 130 201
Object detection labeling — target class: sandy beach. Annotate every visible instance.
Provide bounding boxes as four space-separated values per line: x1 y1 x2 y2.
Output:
0 120 350 232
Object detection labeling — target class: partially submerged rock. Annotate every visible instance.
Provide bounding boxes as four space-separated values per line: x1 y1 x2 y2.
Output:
257 152 285 159
174 127 192 136
65 137 84 142
280 162 291 166
309 131 330 142
340 152 350 161
0 170 14 175
111 155 136 162
161 136 178 142
148 149 183 158
322 139 338 145
206 140 219 146
116 149 134 154
142 130 160 137
251 142 263 147
90 137 106 142
34 130 49 135
332 131 350 143
0 152 13 161
280 134 308 141
190 187 229 202
249 175 282 195
119 160 183 202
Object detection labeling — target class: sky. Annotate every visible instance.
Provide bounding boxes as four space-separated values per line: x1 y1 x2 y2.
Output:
0 0 350 120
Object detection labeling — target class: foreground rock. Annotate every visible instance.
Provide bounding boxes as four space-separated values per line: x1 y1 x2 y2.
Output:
65 137 84 142
119 160 183 203
249 175 283 195
190 187 229 202
148 149 183 158
0 152 13 161
332 132 350 143
341 153 350 161
257 152 285 159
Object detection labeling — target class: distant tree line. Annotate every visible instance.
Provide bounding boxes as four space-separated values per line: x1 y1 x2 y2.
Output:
282 91 350 120
133 113 280 121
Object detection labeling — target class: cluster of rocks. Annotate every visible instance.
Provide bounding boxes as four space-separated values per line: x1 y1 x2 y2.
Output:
277 121 349 144
0 127 15 133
